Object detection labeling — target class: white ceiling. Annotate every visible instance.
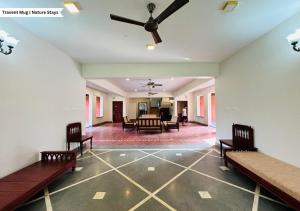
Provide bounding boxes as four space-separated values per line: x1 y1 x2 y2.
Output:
108 78 202 92
1 0 300 63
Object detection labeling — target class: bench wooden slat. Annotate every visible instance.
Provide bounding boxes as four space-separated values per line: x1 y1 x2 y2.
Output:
219 124 255 157
137 118 162 133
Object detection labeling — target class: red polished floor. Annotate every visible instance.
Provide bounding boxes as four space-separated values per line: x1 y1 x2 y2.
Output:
85 123 216 146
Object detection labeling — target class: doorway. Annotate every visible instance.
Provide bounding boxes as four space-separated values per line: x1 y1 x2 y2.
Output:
208 93 216 127
113 101 123 123
177 101 188 123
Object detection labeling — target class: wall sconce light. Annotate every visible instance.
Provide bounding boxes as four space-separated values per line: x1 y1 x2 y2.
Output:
0 30 19 55
287 29 300 52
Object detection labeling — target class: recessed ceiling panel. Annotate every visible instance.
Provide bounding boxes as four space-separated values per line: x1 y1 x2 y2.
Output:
1 0 300 63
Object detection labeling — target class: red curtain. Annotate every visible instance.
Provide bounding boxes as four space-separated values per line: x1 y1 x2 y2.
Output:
85 94 89 125
96 96 100 117
200 96 205 117
211 94 216 122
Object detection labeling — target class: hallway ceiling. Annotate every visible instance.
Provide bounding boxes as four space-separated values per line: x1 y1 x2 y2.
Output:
1 0 300 63
108 78 201 92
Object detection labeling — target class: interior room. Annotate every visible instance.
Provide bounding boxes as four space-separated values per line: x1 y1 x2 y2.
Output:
84 77 216 148
0 0 300 210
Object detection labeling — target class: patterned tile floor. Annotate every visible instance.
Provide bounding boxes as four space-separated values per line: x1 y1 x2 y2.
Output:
17 147 294 211
85 123 216 147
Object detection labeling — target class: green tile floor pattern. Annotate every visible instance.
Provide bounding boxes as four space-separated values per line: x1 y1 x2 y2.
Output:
16 148 294 211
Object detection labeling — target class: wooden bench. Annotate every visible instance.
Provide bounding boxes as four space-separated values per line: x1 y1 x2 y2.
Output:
163 117 179 131
67 122 93 155
223 134 300 210
137 118 162 133
219 124 254 157
122 116 136 130
0 151 76 211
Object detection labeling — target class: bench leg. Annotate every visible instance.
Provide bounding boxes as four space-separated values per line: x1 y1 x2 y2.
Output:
220 143 223 157
80 142 83 156
90 138 93 150
68 142 70 151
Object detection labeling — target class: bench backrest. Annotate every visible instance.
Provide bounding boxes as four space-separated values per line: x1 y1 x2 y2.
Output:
232 124 254 150
66 122 82 143
41 151 76 163
122 116 132 128
138 118 162 127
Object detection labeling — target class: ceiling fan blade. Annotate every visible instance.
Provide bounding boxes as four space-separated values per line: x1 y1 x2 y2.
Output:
154 84 163 86
155 0 189 24
151 30 162 44
110 14 145 27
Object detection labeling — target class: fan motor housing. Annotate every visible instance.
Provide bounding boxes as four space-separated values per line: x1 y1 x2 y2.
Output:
144 3 158 32
144 19 158 32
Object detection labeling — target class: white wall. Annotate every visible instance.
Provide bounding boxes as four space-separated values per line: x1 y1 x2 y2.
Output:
83 63 219 78
127 98 151 119
86 87 112 126
216 12 300 167
0 20 85 178
193 86 215 125
88 79 127 97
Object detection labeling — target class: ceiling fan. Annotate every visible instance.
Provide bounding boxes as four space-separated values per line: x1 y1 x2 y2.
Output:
110 0 189 44
142 79 163 88
148 91 158 96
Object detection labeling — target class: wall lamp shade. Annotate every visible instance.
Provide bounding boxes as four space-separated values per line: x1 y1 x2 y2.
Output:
64 2 80 13
222 1 239 12
0 30 8 40
287 29 300 52
0 30 19 55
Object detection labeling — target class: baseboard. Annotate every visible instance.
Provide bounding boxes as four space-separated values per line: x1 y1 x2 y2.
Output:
190 121 208 126
92 121 112 127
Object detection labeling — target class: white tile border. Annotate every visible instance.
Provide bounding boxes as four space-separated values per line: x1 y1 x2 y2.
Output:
92 148 209 151
44 187 53 211
49 151 159 196
128 150 212 211
140 149 287 208
22 148 287 210
89 151 177 211
191 149 221 159
252 185 260 211
77 150 112 161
